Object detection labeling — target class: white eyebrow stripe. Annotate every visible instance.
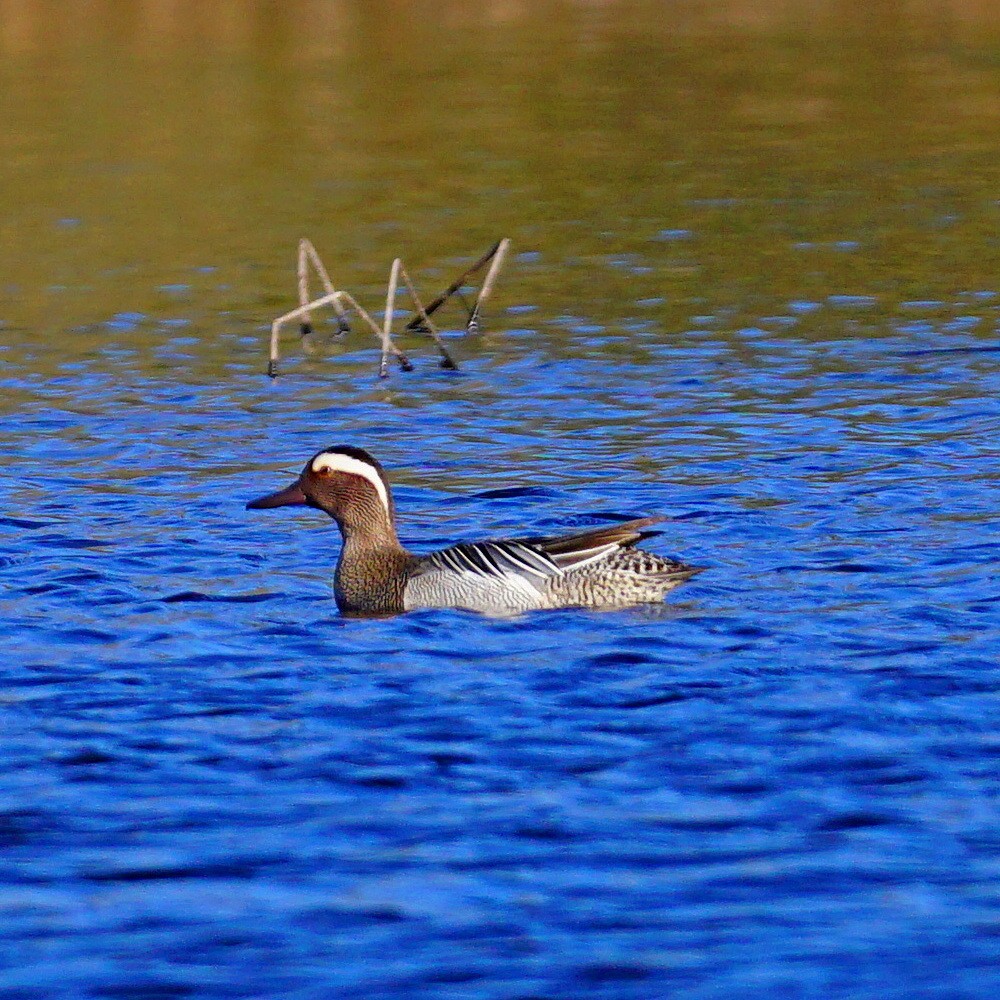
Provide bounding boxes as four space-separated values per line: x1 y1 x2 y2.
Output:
311 453 391 513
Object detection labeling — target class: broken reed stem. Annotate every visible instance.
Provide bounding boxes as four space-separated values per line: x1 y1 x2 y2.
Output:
337 288 412 374
381 259 401 378
269 238 509 377
405 239 503 331
268 289 411 378
395 262 457 370
270 291 345 377
467 237 510 333
298 238 348 336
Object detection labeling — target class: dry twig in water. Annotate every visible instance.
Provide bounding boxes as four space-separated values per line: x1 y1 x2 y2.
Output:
267 238 511 378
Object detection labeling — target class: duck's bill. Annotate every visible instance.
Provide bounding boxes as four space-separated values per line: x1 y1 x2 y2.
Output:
246 479 308 510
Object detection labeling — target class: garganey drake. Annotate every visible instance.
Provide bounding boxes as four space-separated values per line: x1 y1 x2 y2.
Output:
247 446 702 615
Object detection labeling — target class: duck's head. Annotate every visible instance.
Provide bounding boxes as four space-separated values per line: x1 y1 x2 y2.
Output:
246 445 396 535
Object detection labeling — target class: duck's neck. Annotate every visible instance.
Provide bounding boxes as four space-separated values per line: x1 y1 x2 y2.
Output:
332 498 406 552
330 502 413 614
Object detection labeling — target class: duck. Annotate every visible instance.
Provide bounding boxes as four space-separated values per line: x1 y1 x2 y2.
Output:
246 446 702 615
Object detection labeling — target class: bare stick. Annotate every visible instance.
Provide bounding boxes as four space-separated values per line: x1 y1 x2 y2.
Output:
396 262 458 370
271 238 503 377
269 291 346 377
268 289 411 378
298 239 349 336
381 259 401 378
405 240 503 331
338 287 412 375
297 240 322 335
467 237 510 333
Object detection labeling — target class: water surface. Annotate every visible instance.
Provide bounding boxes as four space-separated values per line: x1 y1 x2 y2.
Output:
2 3 1000 997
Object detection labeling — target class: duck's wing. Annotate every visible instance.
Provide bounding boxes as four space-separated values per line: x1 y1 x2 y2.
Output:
414 516 666 584
414 538 560 586
406 538 560 611
516 516 667 573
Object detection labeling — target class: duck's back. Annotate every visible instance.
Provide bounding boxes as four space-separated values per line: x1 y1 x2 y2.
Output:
543 547 697 608
401 519 699 615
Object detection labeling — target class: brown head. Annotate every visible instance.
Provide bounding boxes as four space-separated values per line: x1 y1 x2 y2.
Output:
246 445 399 544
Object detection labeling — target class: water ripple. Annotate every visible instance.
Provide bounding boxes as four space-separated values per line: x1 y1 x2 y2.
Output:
3 235 1000 1000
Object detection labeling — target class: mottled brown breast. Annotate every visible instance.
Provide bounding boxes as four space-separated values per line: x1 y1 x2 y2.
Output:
333 546 417 615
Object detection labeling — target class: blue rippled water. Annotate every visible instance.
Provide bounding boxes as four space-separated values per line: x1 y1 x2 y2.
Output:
2 297 999 997
6 2 1000 994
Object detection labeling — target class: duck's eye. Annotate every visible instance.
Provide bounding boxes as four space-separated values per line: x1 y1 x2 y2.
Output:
316 466 332 476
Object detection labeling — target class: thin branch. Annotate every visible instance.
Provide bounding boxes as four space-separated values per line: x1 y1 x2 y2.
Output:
269 289 411 378
380 259 401 378
396 262 458 369
298 239 349 336
405 240 503 330
338 287 412 375
269 291 344 377
467 237 510 333
269 238 508 377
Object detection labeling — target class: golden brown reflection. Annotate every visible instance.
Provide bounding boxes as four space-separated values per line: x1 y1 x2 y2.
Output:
1 0 1000 354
